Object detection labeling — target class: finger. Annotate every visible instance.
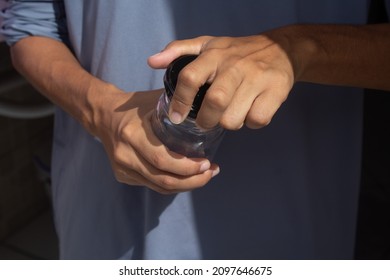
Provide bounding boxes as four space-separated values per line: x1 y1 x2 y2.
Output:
115 168 172 194
114 140 220 192
135 157 220 192
125 133 212 177
123 113 212 176
195 63 243 129
168 54 218 124
143 145 213 176
147 36 213 69
245 89 285 129
219 76 263 130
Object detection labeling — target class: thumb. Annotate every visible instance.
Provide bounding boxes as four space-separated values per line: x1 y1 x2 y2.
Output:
147 36 213 69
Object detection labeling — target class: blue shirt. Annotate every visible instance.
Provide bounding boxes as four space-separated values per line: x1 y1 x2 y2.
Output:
1 0 380 259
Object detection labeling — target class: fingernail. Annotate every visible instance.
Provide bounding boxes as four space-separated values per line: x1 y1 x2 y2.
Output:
149 52 162 58
170 111 184 124
199 161 211 173
212 167 220 178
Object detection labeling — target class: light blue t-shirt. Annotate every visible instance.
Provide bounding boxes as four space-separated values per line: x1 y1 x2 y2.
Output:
1 0 380 259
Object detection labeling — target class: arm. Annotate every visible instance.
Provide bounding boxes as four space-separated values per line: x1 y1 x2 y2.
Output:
148 24 390 130
3 2 217 194
288 24 390 89
11 36 219 194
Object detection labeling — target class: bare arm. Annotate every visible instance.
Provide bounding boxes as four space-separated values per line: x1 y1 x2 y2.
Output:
287 24 390 90
11 36 218 194
11 36 109 133
148 24 390 130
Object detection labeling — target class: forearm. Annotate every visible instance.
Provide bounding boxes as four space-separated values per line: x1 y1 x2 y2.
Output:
10 36 122 134
149 23 390 129
282 24 390 90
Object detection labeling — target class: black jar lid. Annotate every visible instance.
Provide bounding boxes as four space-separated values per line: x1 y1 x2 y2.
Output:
164 55 210 119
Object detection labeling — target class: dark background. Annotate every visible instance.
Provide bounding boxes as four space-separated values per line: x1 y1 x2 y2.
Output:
0 0 389 260
354 0 390 259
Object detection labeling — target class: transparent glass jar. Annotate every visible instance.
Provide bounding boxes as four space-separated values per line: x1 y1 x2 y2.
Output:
151 55 225 160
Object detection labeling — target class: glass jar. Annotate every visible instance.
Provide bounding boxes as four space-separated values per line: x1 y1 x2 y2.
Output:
151 55 225 160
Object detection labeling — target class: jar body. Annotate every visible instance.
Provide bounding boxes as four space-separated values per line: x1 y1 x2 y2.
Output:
151 91 225 160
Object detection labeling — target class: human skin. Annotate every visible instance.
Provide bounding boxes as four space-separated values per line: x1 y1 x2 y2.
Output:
148 24 390 130
10 36 219 194
10 24 390 193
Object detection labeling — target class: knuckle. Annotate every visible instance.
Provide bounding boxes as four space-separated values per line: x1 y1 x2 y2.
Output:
229 56 251 75
179 65 201 89
203 48 223 58
122 124 132 137
120 126 137 147
230 56 246 69
158 176 177 189
246 111 272 129
279 69 293 85
205 88 229 111
112 148 126 165
150 152 166 169
220 115 243 131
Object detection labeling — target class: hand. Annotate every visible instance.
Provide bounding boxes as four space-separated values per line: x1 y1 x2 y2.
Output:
91 88 219 194
148 31 295 130
10 36 218 194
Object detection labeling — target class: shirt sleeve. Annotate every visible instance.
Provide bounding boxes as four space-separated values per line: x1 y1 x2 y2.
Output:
0 0 68 46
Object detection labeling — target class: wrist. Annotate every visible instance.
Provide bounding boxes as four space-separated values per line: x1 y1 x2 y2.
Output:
270 24 320 83
84 78 127 137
